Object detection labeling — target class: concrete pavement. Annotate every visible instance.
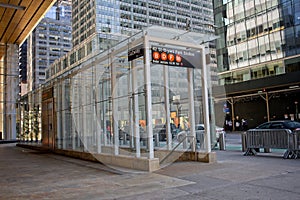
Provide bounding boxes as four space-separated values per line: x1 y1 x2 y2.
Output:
0 142 299 200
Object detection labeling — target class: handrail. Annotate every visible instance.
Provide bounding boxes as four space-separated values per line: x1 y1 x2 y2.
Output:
159 134 196 165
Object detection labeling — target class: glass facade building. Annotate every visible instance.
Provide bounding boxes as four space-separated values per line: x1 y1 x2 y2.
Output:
213 0 300 128
18 0 72 141
72 0 215 47
25 0 72 91
214 0 300 85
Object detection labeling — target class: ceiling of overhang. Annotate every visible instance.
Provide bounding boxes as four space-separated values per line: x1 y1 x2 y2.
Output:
0 0 55 45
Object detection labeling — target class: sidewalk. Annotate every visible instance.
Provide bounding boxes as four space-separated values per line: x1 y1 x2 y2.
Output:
0 143 299 200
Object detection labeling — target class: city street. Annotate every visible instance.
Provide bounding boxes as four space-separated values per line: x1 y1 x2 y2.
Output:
1 138 299 200
1 1 300 199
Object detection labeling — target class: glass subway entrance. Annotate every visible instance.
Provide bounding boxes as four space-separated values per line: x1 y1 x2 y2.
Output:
34 26 216 170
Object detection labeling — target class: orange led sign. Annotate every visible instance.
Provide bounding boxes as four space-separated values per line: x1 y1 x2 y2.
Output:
151 46 200 68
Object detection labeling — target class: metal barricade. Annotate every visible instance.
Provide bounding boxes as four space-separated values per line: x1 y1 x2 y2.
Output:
244 129 299 159
287 130 300 159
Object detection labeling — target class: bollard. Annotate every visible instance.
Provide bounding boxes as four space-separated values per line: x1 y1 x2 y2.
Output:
122 133 127 145
154 133 159 147
241 132 247 152
129 134 134 148
219 132 226 150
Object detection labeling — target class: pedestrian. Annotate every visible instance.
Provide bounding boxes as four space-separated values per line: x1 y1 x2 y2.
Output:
241 118 248 131
235 116 241 131
228 120 233 131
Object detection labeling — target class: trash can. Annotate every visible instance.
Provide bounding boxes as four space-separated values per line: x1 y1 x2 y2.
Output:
241 132 247 152
219 132 226 150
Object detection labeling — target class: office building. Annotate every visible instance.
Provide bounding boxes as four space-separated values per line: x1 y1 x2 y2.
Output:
25 0 72 92
17 0 72 141
213 0 300 128
72 0 214 47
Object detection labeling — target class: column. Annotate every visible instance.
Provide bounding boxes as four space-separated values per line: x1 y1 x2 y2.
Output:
132 60 141 157
201 48 211 152
144 35 154 159
164 66 172 150
188 67 196 151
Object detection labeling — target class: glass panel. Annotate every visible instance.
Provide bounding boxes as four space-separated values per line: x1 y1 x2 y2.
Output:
55 82 62 149
283 27 296 56
112 50 131 149
62 78 72 150
70 74 79 150
71 73 84 151
135 58 146 151
81 69 95 152
168 66 189 142
232 69 250 83
150 65 169 147
248 39 259 65
96 59 112 147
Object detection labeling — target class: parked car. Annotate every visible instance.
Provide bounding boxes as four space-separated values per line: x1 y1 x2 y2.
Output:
153 123 179 141
120 125 146 141
195 124 226 142
255 120 300 132
181 124 225 143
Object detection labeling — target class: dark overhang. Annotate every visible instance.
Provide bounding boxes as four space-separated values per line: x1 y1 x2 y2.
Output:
213 71 300 98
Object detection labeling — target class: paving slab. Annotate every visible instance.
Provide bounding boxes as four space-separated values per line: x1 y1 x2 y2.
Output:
0 143 300 200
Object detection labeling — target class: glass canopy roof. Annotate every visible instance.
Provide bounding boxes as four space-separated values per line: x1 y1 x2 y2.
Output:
142 25 218 45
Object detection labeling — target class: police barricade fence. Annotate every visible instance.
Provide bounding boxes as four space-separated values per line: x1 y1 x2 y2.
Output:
292 130 300 156
244 129 299 159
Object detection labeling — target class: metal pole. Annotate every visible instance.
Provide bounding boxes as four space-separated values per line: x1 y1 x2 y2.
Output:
164 66 172 150
266 92 270 122
229 98 235 131
132 60 140 157
3 44 7 139
127 65 134 148
187 67 196 152
111 52 119 155
102 82 108 146
201 48 211 152
143 35 154 159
